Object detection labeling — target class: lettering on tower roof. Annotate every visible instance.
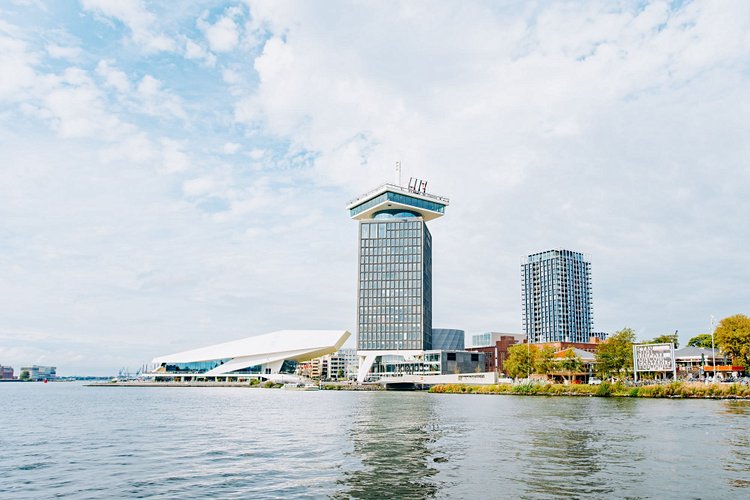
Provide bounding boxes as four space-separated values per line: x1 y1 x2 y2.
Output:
408 177 428 194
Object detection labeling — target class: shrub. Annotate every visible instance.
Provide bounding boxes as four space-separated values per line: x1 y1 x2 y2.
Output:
595 382 612 397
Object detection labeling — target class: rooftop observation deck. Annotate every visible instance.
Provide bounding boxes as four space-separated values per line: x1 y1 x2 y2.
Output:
346 183 450 221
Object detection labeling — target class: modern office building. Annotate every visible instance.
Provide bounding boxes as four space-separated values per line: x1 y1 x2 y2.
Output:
0 365 14 380
348 171 488 382
146 330 351 382
522 249 594 344
19 365 56 381
431 329 465 350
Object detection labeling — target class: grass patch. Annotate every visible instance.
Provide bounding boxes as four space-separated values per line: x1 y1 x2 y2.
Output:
429 381 750 398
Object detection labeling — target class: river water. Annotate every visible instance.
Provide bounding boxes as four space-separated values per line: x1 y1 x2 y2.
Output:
1 382 749 499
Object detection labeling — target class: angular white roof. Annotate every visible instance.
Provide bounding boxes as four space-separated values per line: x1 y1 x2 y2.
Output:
153 329 351 365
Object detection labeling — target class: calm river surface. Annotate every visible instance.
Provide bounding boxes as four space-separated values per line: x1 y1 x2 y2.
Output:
2 383 750 499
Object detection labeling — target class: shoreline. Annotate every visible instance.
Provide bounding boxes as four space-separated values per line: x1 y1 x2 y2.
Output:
429 381 750 399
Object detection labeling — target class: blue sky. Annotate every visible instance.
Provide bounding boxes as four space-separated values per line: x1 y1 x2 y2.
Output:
1 0 748 375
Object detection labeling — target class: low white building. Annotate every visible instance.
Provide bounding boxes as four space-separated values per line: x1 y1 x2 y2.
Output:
147 330 351 383
20 365 56 381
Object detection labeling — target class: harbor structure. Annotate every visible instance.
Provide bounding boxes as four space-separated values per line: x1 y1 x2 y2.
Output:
522 249 597 344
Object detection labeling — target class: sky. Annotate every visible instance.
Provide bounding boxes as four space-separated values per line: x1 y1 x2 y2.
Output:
0 0 748 376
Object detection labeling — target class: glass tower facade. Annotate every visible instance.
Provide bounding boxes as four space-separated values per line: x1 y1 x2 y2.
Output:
348 182 448 356
357 217 432 350
522 249 593 344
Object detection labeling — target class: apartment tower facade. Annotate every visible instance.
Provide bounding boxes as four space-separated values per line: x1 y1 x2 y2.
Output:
522 249 593 343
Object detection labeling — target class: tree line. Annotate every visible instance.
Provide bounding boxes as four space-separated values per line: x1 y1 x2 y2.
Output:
504 313 750 380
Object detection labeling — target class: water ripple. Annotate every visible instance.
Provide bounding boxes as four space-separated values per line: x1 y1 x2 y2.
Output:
1 384 749 498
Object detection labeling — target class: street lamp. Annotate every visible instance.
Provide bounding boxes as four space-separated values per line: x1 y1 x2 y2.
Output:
710 315 717 381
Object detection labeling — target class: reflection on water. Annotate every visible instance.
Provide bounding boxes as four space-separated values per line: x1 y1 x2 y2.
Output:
519 398 643 499
720 401 750 489
336 392 439 499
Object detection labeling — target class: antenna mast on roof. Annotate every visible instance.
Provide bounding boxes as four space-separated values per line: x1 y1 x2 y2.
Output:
395 161 402 186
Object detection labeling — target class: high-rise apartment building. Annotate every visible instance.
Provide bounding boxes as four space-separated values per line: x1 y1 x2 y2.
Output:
522 249 593 343
347 172 449 382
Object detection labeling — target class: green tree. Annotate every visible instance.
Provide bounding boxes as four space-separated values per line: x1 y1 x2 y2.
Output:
19 370 30 381
534 345 556 377
556 349 583 384
595 328 635 379
649 332 679 348
687 333 714 349
714 314 750 368
505 343 536 379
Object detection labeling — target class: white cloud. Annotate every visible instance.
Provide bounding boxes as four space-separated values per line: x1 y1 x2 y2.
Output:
45 43 82 60
0 30 38 99
135 74 187 120
81 0 176 53
182 36 216 66
161 138 193 172
96 59 131 93
223 142 241 154
200 14 240 53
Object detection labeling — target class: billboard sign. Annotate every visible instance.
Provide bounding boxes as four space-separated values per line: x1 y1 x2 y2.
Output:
633 343 676 381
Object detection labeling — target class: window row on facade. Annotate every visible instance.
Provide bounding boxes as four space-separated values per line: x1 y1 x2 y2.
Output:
359 315 422 333
360 246 422 257
360 280 423 290
360 263 422 274
360 300 422 310
360 257 422 269
360 288 422 299
360 219 423 238
360 304 422 315
361 270 422 281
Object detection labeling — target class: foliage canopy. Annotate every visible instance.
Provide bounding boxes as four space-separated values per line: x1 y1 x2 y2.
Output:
714 314 750 368
687 333 714 349
649 333 679 348
595 328 635 379
505 343 535 379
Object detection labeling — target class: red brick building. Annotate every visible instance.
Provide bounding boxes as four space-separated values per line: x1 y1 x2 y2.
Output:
467 335 523 374
467 337 603 375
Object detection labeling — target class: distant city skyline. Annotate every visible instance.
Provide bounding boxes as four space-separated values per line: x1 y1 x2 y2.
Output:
1 1 749 375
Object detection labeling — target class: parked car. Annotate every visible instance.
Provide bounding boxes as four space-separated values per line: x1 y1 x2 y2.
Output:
588 377 602 385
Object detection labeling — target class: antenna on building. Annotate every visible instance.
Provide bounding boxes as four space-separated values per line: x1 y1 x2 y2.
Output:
395 161 402 186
